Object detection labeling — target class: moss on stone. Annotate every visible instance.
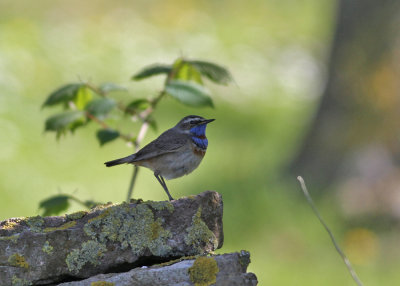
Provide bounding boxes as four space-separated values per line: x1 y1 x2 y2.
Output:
44 221 76 233
66 210 87 220
42 241 54 254
184 207 217 253
188 256 219 286
24 216 44 233
65 240 107 273
11 275 31 286
90 281 115 286
8 253 29 269
83 203 172 257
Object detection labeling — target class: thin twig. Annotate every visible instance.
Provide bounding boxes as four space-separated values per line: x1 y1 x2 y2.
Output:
296 176 364 286
124 87 167 201
84 82 106 97
126 165 140 202
84 81 130 114
124 66 175 201
85 111 132 142
125 121 149 202
85 112 109 129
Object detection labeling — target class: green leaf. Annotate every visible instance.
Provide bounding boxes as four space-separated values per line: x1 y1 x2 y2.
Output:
69 118 86 133
125 99 151 114
132 64 172 80
45 111 86 136
173 61 203 84
74 86 93 110
187 60 233 85
85 98 116 119
39 195 71 216
165 80 214 107
98 82 127 94
42 83 83 107
96 129 120 146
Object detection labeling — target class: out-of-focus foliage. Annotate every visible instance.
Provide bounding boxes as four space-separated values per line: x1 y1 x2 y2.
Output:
42 57 229 141
1 0 399 285
41 57 231 208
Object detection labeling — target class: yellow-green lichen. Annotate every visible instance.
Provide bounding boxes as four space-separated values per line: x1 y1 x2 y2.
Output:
2 220 18 230
188 256 219 286
11 275 31 286
89 202 115 213
155 255 197 268
146 200 175 213
66 210 87 220
87 208 112 224
8 253 29 269
150 220 165 240
238 250 250 268
83 203 172 256
184 207 217 253
42 241 54 254
24 216 44 233
90 281 115 286
44 221 76 232
0 234 20 243
66 240 107 273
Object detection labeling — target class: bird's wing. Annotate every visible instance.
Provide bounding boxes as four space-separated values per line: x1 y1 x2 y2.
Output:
131 129 188 162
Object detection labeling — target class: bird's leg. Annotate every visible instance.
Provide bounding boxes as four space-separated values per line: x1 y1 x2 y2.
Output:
154 173 174 201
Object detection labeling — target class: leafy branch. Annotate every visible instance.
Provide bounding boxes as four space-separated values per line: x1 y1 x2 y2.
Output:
41 57 232 215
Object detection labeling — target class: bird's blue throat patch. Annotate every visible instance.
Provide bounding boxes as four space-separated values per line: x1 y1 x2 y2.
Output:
190 125 208 149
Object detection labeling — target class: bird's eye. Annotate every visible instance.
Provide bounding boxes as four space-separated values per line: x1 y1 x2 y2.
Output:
190 120 201 125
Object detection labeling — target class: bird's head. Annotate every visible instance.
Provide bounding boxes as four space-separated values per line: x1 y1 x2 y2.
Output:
175 115 215 135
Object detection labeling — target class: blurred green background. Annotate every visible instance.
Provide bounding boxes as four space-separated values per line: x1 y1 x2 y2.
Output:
1 0 399 285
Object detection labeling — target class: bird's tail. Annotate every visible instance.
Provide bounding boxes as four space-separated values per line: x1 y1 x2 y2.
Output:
104 154 136 167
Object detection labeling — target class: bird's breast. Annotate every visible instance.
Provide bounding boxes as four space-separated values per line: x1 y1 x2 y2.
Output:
191 135 208 150
157 148 205 179
192 143 206 157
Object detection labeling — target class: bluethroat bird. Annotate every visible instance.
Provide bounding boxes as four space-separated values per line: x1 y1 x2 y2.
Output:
104 115 215 201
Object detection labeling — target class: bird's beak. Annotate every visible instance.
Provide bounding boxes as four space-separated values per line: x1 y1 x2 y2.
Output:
201 119 215 125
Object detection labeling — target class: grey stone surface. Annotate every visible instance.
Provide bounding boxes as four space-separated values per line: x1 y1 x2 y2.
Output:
58 251 258 286
0 191 223 285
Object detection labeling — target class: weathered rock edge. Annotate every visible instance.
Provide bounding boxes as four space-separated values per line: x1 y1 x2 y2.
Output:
58 251 258 286
0 191 223 285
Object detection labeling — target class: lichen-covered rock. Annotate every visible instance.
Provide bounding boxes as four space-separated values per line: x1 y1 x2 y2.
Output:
0 191 223 285
58 251 258 286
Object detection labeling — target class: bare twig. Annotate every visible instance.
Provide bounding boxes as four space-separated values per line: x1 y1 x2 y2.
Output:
125 121 149 202
296 176 364 286
126 165 140 202
124 87 168 202
124 66 177 201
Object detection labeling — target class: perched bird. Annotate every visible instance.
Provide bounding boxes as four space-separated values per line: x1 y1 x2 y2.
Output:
105 115 215 201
